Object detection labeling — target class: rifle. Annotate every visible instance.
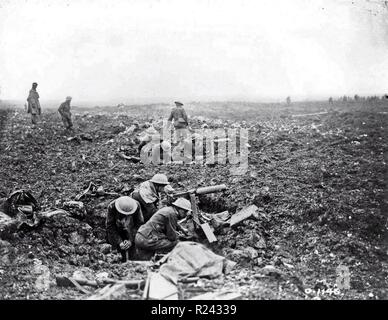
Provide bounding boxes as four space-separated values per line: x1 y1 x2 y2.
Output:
170 184 227 243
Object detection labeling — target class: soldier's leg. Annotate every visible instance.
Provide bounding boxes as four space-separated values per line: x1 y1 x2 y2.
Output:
135 233 155 260
61 115 68 128
67 116 73 129
134 234 176 259
31 114 37 124
65 116 73 130
149 238 178 252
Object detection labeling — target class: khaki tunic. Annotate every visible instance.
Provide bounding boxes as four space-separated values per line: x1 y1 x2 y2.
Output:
58 101 73 128
131 181 160 222
135 206 179 252
27 89 41 115
168 106 188 129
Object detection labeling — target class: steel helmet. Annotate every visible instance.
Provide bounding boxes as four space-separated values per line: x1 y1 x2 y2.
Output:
114 196 138 215
150 173 169 185
172 198 192 212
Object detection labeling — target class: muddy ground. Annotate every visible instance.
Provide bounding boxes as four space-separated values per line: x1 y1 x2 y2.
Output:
0 100 387 300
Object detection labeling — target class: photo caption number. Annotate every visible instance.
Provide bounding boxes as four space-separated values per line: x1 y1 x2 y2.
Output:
195 304 237 315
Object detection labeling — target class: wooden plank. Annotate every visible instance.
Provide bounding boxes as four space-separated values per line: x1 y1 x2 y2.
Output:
147 272 178 300
291 111 328 117
200 223 217 243
230 205 259 227
67 278 91 295
86 284 127 300
189 193 200 225
190 290 241 300
142 273 151 300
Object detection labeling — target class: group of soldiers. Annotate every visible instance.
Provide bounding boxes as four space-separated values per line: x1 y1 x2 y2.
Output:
27 82 73 130
26 82 193 262
106 173 193 262
26 82 190 146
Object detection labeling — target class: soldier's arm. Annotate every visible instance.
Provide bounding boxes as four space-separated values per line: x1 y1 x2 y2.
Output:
165 213 178 241
144 201 158 216
167 110 174 122
182 109 188 123
134 205 145 226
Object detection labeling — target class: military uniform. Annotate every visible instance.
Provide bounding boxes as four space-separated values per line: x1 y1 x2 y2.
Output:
106 199 144 261
27 89 41 124
131 181 159 222
168 104 189 144
135 206 179 255
58 101 73 129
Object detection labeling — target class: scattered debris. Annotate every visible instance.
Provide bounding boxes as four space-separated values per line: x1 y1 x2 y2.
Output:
33 259 51 292
199 222 217 243
0 240 15 264
230 204 259 227
74 182 119 201
143 272 178 300
86 283 127 300
259 265 284 277
63 201 87 218
118 153 141 163
56 274 144 290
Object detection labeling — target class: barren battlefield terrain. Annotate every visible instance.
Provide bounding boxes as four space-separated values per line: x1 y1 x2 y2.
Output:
0 100 387 300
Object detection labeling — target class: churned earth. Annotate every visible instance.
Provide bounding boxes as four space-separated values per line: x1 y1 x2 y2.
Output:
0 100 387 300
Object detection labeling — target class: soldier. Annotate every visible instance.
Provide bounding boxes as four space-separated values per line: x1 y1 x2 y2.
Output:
286 96 291 105
131 173 174 222
167 101 189 145
105 196 144 262
58 96 73 130
135 198 191 257
26 82 41 125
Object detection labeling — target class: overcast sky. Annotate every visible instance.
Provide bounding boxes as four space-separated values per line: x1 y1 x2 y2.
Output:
0 0 387 103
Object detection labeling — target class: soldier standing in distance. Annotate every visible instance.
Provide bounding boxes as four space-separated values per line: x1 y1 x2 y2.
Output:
27 82 41 125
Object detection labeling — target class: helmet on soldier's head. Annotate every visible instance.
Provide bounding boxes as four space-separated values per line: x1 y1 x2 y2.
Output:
172 198 192 212
115 196 138 215
150 173 169 185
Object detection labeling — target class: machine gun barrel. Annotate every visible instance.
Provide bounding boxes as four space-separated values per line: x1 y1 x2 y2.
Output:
171 184 227 198
195 184 227 195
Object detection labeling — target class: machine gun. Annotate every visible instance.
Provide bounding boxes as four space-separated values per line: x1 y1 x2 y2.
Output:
169 184 227 243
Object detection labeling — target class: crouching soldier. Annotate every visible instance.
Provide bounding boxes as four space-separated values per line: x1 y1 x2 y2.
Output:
131 173 174 222
106 196 144 262
58 96 73 130
135 198 191 258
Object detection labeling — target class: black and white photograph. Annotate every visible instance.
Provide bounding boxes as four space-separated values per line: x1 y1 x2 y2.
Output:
0 0 387 307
